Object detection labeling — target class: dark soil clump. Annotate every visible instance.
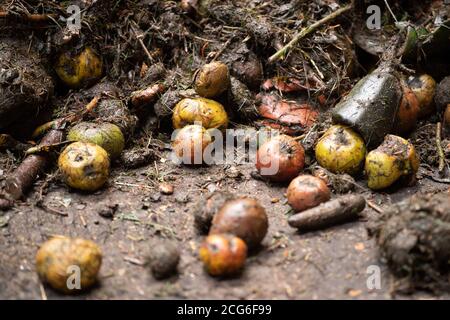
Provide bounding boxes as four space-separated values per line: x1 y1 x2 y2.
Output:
368 192 450 293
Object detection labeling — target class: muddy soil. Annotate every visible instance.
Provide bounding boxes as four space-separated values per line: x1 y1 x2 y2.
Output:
0 148 448 299
1 0 450 300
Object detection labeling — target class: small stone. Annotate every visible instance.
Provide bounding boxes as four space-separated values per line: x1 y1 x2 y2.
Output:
271 197 280 203
159 182 174 195
98 203 119 218
150 193 161 202
175 193 190 203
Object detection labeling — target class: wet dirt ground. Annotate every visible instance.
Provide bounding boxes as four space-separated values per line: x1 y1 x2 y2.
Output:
1 149 448 300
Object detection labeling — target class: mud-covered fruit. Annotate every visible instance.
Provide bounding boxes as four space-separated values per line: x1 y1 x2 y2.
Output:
58 141 110 192
148 241 180 280
287 175 331 212
36 236 102 293
172 97 228 130
407 74 436 118
67 122 125 159
395 81 419 134
256 135 305 182
172 124 212 165
55 47 103 88
365 135 419 190
194 61 230 98
199 234 247 277
315 125 366 175
210 198 268 249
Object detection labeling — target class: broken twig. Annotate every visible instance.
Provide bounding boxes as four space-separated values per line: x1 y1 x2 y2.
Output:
4 129 64 200
268 4 352 63
288 194 365 232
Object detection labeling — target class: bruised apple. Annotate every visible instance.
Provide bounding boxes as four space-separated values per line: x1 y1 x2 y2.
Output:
172 97 228 130
36 236 102 293
315 125 366 175
55 47 103 89
58 142 110 192
210 197 268 249
194 61 230 98
255 134 305 182
172 124 212 165
199 234 247 277
287 175 331 212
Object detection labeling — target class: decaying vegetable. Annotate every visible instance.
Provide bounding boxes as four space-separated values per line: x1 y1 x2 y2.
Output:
288 194 366 232
58 142 110 192
172 124 212 165
255 134 305 182
257 94 318 135
407 74 436 118
55 47 103 88
315 125 366 175
67 122 125 159
210 197 268 249
395 81 420 134
194 61 230 98
332 70 402 147
199 234 247 277
172 97 228 130
36 236 102 293
365 135 419 190
148 240 180 280
287 175 331 212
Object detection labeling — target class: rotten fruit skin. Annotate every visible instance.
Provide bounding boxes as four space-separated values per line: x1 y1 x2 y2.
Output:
199 234 247 277
58 142 110 192
194 61 230 98
287 175 331 212
407 74 436 118
67 122 125 159
365 135 419 190
210 198 268 249
256 135 305 182
172 124 212 165
172 97 228 130
315 125 366 176
36 236 102 293
55 47 103 89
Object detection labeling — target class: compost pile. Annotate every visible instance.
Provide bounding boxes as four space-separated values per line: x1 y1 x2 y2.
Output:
0 0 449 298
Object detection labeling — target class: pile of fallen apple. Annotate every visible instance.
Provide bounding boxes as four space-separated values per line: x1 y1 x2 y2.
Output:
33 45 449 293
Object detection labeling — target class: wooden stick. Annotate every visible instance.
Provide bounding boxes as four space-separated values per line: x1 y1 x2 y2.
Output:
288 194 365 232
268 4 352 63
0 11 57 22
4 129 64 200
